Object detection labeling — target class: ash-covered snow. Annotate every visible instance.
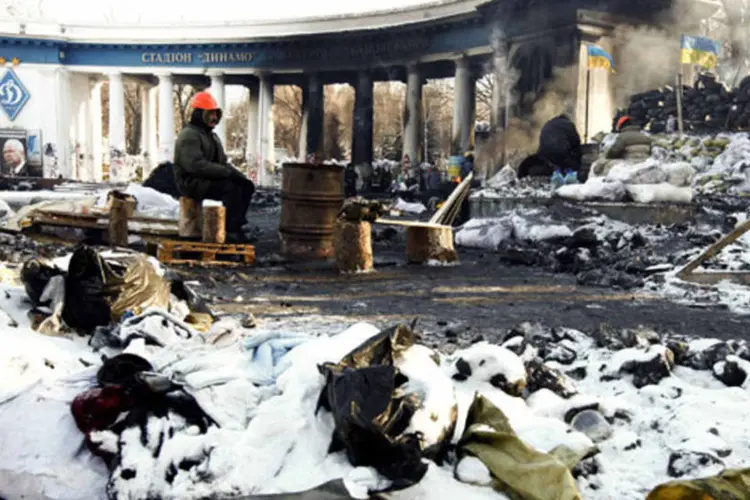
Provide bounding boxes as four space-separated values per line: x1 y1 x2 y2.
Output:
1 265 750 500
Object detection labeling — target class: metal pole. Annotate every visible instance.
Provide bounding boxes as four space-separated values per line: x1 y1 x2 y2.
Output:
584 69 591 143
676 73 685 137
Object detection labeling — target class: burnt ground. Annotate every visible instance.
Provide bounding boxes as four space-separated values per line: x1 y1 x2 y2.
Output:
175 207 750 346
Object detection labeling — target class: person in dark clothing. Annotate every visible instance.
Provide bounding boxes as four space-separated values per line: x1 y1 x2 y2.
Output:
518 114 582 178
173 91 255 241
460 152 475 180
344 164 358 198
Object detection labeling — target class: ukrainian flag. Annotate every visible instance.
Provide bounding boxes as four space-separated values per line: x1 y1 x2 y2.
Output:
587 45 615 73
681 35 720 69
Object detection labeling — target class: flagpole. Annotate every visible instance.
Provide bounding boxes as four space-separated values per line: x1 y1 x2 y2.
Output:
585 68 591 143
676 72 684 137
677 35 685 137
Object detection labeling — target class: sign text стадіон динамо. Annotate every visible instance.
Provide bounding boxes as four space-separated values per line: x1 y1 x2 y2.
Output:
140 52 255 64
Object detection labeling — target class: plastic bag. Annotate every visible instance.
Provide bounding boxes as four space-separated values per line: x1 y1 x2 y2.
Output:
61 246 171 332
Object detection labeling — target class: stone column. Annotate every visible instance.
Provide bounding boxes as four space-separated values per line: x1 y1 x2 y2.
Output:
490 26 509 130
351 70 374 166
208 71 226 146
108 72 126 158
245 80 259 169
156 73 175 163
257 73 274 187
299 72 324 161
142 86 158 172
90 80 103 181
76 84 90 181
451 56 476 154
402 64 423 163
53 68 72 178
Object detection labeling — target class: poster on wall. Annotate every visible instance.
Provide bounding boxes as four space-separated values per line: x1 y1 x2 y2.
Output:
0 128 43 177
26 130 43 172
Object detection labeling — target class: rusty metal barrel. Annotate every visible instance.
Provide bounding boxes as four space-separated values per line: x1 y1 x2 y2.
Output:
279 163 345 261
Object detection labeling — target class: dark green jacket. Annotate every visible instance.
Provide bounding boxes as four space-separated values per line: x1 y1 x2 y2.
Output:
606 125 653 160
173 124 235 199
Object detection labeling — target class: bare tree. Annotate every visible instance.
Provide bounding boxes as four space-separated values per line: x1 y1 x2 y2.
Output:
123 82 142 155
224 96 250 154
273 85 303 157
475 74 494 122
173 85 197 133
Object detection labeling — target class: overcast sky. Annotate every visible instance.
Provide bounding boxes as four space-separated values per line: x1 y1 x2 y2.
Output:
5 0 449 24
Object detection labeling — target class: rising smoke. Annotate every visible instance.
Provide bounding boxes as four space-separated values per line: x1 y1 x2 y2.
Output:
491 0 727 166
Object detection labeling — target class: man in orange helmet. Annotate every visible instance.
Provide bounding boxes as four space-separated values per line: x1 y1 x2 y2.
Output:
173 91 255 242
606 116 652 161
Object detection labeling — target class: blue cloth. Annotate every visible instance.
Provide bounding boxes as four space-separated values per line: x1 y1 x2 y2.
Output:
550 169 565 189
563 170 579 185
242 331 313 385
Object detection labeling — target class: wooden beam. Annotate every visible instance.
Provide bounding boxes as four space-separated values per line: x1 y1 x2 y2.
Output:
678 217 750 280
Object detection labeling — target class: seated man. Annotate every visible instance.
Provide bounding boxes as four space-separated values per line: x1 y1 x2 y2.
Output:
606 116 653 161
173 91 255 242
518 113 582 178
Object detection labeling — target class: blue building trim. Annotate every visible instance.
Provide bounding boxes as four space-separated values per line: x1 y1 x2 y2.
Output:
0 17 491 70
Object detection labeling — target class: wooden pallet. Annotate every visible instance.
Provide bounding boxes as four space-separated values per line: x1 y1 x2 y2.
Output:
157 240 256 266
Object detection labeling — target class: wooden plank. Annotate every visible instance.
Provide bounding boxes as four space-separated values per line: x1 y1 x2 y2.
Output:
680 271 750 286
38 209 178 225
430 172 473 225
678 218 750 279
375 218 448 229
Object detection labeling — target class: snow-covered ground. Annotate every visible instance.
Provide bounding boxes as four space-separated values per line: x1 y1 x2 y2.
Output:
0 272 750 499
475 132 750 203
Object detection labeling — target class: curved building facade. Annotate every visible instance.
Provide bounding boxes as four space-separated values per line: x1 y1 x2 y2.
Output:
0 0 718 182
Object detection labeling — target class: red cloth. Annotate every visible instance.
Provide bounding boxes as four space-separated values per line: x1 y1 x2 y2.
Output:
71 386 133 434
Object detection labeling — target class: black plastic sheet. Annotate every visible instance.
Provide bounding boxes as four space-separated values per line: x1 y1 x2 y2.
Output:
316 324 429 491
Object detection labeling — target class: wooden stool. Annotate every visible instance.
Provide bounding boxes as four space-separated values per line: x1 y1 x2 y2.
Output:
406 224 458 265
333 220 373 273
107 191 137 247
202 204 226 244
179 197 202 238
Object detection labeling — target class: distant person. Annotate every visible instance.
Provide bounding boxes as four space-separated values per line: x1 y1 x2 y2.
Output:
606 116 653 161
518 113 582 178
3 139 37 177
173 91 255 242
424 165 441 191
344 164 358 198
460 151 475 180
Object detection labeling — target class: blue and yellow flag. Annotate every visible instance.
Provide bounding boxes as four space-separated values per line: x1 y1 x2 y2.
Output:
681 35 720 69
587 45 615 72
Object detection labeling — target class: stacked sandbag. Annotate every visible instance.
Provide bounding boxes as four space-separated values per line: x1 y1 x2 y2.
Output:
614 74 750 134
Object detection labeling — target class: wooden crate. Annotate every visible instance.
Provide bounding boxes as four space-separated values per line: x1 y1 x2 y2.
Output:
157 240 256 266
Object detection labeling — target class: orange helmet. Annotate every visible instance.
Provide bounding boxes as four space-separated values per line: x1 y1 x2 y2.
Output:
191 91 219 111
616 115 632 132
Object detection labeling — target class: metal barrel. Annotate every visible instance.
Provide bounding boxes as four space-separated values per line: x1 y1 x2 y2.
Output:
279 162 345 261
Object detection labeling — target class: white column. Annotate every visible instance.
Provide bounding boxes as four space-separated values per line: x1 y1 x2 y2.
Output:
147 86 158 167
403 64 422 164
156 73 175 163
53 68 72 179
208 71 226 146
245 80 259 170
257 73 274 187
90 80 103 182
452 56 476 154
77 82 91 181
108 72 126 155
140 86 150 155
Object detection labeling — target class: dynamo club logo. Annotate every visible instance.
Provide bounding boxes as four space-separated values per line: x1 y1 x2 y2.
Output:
0 69 30 121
